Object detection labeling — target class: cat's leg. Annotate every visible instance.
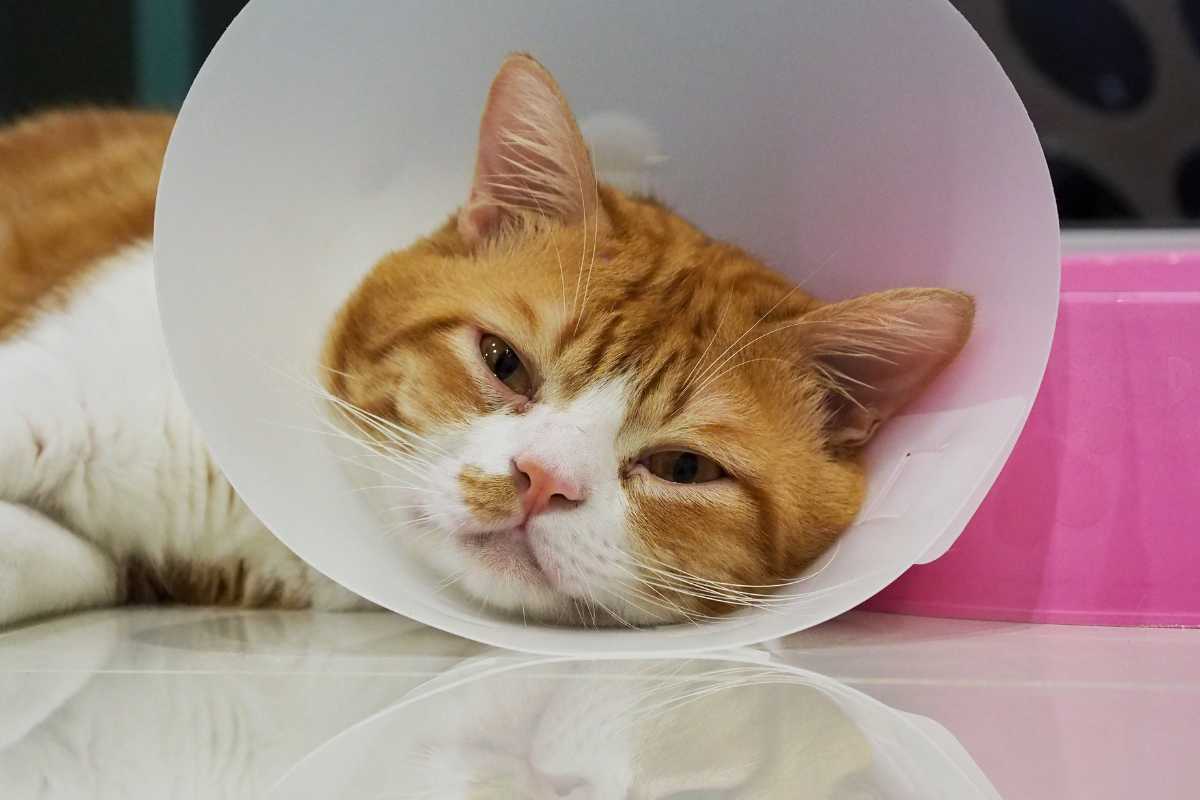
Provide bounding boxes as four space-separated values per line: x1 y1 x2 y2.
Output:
0 502 119 629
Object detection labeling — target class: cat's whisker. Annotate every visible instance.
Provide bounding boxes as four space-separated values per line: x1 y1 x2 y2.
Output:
397 512 452 528
690 356 800 397
334 455 433 492
334 446 434 490
597 593 649 630
300 405 445 477
635 550 833 596
684 284 801 393
702 308 947 398
266 419 435 472
308 381 451 458
268 364 449 457
682 244 844 395
603 589 663 629
640 546 841 591
631 561 785 603
348 448 440 478
620 556 803 611
681 294 733 390
407 518 465 548
608 561 720 624
311 413 441 473
570 597 589 628
618 579 707 626
555 523 630 629
351 483 440 495
325 426 442 487
323 396 448 463
573 144 601 336
633 575 790 613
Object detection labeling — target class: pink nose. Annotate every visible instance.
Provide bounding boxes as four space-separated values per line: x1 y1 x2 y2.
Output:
513 455 583 519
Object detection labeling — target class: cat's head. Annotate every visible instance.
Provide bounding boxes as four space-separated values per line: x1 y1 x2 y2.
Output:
322 54 973 625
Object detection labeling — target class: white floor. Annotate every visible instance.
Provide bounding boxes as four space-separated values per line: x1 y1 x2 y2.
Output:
0 609 1196 799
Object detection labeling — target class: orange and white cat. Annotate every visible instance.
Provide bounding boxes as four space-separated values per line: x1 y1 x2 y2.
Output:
0 55 972 629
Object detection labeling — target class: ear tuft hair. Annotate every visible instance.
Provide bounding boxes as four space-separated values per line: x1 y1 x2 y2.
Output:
458 54 609 246
800 288 975 447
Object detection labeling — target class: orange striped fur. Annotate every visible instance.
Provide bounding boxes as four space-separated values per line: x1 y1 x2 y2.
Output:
0 109 173 341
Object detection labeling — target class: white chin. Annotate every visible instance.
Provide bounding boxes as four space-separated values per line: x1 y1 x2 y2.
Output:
405 523 666 627
458 566 585 623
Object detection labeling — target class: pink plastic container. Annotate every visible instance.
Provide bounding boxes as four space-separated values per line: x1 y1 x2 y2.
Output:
863 251 1200 627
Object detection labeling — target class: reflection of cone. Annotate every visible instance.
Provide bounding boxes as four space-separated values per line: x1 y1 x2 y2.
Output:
271 655 998 798
633 669 874 797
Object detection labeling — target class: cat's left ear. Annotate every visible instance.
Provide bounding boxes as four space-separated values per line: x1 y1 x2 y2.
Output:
458 53 610 246
799 288 975 448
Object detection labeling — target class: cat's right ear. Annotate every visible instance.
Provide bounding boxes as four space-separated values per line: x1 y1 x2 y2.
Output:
458 54 609 247
800 288 975 449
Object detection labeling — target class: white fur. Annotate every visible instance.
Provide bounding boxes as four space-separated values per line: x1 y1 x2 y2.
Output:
0 242 363 628
407 378 662 625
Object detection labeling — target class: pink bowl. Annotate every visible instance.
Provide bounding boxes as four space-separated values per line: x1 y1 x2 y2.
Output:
862 250 1200 627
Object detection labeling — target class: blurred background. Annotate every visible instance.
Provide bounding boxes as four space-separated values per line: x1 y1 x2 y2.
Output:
1 0 1198 227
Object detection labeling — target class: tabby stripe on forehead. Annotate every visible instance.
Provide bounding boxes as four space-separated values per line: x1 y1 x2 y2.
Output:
617 249 663 302
664 281 698 319
614 275 650 311
657 269 693 303
365 314 463 360
633 353 678 414
665 379 696 421
691 300 718 338
581 313 623 375
511 295 538 328
610 321 661 376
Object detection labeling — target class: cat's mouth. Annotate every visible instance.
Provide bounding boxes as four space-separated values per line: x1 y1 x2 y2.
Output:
461 526 555 588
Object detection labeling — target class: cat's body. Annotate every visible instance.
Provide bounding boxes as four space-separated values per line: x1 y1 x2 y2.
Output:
0 111 362 628
1 57 972 630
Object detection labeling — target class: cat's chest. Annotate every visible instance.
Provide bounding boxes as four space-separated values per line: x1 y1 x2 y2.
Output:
6 243 267 559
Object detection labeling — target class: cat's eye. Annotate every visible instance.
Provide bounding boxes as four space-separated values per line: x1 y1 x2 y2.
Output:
644 451 725 484
479 334 533 396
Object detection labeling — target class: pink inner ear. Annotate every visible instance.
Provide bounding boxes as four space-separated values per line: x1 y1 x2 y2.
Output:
458 55 607 246
811 289 975 447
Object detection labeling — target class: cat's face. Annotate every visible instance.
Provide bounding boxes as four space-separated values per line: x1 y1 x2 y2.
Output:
322 54 973 625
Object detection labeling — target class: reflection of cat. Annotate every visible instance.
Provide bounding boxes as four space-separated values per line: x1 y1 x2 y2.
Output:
0 53 971 629
0 612 477 797
353 661 880 800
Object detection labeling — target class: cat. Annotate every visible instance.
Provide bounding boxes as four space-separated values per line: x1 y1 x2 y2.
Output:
0 54 972 631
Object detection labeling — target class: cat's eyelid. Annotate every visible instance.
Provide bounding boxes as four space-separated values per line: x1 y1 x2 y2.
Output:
471 325 538 375
472 326 540 399
636 447 733 482
635 440 748 483
632 461 735 488
636 442 728 467
637 445 712 460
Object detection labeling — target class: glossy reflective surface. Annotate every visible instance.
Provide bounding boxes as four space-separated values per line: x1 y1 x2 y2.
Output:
1 610 1196 798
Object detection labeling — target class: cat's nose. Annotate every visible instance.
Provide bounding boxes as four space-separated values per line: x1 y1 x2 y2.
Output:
513 455 584 519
